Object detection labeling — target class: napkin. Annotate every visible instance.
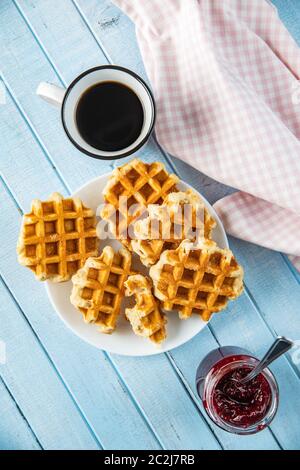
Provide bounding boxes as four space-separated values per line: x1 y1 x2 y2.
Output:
112 0 300 271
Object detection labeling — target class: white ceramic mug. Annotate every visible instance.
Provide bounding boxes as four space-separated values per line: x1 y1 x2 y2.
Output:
37 65 156 160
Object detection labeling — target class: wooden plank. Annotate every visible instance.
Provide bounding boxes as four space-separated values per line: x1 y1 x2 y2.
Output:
0 87 67 205
109 353 222 450
0 379 41 450
0 277 99 450
1 0 224 449
282 255 300 284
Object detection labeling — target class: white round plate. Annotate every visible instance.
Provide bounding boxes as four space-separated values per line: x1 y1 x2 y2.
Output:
46 173 228 356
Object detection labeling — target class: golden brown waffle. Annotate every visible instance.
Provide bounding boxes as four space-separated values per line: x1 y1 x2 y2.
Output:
125 275 167 344
17 193 98 282
70 246 132 334
100 158 179 247
150 239 243 321
131 190 216 266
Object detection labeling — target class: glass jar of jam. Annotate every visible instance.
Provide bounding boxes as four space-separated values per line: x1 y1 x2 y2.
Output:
196 346 279 435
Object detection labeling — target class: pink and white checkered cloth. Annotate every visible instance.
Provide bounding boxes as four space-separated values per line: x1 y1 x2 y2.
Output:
113 0 300 271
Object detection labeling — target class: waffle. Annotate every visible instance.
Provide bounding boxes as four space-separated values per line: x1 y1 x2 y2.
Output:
70 246 132 334
100 158 179 247
17 193 98 282
149 239 243 321
131 190 216 266
125 275 167 344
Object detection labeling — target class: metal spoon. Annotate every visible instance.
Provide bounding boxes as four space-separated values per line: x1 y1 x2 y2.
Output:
235 336 294 385
222 337 294 405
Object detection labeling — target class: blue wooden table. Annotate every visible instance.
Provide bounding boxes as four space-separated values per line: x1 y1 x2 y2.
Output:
1 0 300 450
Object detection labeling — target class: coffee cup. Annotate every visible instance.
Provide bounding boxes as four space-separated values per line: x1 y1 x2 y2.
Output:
37 65 156 160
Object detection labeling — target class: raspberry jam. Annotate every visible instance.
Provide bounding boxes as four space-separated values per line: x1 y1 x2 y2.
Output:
213 366 272 427
196 347 279 434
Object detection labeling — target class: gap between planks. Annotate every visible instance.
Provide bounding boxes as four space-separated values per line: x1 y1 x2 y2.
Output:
0 374 43 450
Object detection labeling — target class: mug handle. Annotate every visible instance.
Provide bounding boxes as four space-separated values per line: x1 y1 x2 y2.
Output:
36 82 65 107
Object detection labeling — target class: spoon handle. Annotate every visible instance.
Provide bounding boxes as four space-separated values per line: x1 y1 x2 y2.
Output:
240 336 294 384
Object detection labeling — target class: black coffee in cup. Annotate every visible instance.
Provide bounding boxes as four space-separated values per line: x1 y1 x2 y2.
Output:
76 81 144 152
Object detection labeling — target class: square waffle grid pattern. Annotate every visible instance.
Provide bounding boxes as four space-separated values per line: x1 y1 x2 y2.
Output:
17 193 98 281
71 246 132 334
101 159 179 242
150 240 243 321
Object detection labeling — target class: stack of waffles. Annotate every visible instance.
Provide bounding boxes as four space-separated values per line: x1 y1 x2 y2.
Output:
131 190 216 266
100 158 179 248
17 159 244 346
